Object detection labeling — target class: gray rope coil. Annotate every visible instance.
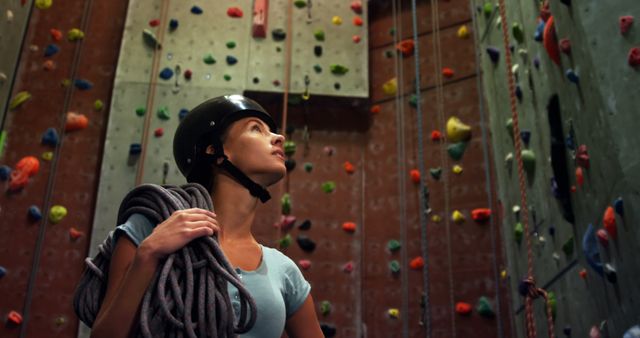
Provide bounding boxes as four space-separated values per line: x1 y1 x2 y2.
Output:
73 183 257 337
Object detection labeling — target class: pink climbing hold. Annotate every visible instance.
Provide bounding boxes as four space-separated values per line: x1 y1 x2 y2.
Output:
620 16 634 35
299 259 311 270
343 261 354 273
603 206 617 239
559 38 571 55
353 35 361 43
274 215 296 231
596 229 609 247
628 47 640 68
576 144 590 169
350 1 363 14
227 7 243 18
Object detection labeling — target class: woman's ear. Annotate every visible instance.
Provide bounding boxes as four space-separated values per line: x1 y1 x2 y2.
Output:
206 145 215 155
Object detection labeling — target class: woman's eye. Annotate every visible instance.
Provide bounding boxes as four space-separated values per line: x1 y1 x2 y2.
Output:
252 125 261 132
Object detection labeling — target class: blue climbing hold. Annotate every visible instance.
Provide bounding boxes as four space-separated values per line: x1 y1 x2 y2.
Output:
548 225 556 237
159 68 174 80
130 143 142 155
624 325 640 338
533 56 540 69
0 165 11 181
566 69 579 84
486 47 500 64
534 20 545 42
169 18 179 30
0 266 5 278
42 127 59 146
226 55 238 65
74 79 93 90
515 85 523 101
44 44 59 57
28 205 42 221
191 6 203 14
614 197 624 217
563 326 572 336
550 177 560 198
582 223 604 276
179 108 189 121
520 130 531 146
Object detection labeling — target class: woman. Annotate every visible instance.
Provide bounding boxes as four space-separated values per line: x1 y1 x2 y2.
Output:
91 95 323 337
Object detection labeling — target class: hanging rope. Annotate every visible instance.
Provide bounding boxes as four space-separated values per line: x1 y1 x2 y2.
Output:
494 0 555 336
73 183 257 337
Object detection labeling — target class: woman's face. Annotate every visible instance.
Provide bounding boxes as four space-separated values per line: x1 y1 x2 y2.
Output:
212 116 286 187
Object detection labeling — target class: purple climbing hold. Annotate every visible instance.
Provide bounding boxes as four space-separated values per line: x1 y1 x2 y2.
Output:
0 165 11 180
191 6 203 14
486 47 500 64
41 127 59 146
74 79 93 90
550 177 560 198
533 56 541 69
44 44 59 57
614 197 624 216
159 67 174 80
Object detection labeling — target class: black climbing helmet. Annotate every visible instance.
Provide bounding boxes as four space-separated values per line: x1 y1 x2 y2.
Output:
173 94 278 202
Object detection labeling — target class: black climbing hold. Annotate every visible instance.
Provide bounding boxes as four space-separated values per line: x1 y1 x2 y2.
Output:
296 235 316 252
286 125 295 135
320 324 337 338
226 55 238 65
272 29 286 41
515 85 523 101
169 19 179 30
252 77 260 84
298 219 312 230
285 158 296 172
334 82 341 90
276 46 282 52
314 45 323 57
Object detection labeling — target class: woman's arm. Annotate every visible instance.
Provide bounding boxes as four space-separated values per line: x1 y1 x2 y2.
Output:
284 294 324 338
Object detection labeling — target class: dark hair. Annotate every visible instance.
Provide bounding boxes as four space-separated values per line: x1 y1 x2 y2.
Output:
186 127 232 193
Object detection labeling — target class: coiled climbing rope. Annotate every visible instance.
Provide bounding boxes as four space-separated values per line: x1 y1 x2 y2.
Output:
73 183 257 337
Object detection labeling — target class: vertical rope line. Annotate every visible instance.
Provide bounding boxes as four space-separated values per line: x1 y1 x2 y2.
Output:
469 0 505 336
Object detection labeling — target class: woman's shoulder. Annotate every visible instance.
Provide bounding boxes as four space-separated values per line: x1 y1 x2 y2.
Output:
261 245 297 270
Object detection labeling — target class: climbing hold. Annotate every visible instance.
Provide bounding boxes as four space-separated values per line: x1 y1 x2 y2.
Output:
430 167 442 180
129 143 142 155
223 74 232 81
0 266 5 278
482 2 493 16
476 297 495 317
389 260 401 273
321 181 336 193
323 146 335 156
520 130 531 146
154 128 164 137
343 161 355 175
431 215 442 223
314 45 323 57
370 105 381 114
562 236 574 256
512 23 524 44
312 64 323 73
50 28 62 41
350 1 363 14
74 79 93 90
284 140 296 156
281 193 292 215
624 325 640 338
576 144 590 169
514 222 523 244
226 41 236 49
500 270 507 279
431 130 442 141
319 300 331 316
515 85 523 101
44 43 60 57
590 326 602 338
157 106 170 120
41 128 59 146
486 46 500 64
614 197 624 216
296 235 316 252
226 55 238 65
135 107 146 116
65 112 89 132
184 69 192 80
575 167 584 187
69 227 83 240
409 256 424 270
320 324 337 338
342 222 356 233
297 219 311 231
352 35 361 43
49 205 67 224
272 29 286 41
41 151 53 161
533 56 541 69
387 308 400 319
442 67 455 78
471 209 491 223
603 263 617 283
227 7 243 18
583 224 604 275
543 16 561 65
191 6 203 14
452 210 465 224
67 28 85 41
596 229 609 247
565 69 579 84
0 166 11 181
7 310 22 325
452 165 463 174
314 29 325 41
408 94 420 108
521 149 536 175
382 78 397 95
603 206 617 239
628 47 640 68
447 142 467 161
169 19 179 30
293 0 307 8
303 162 313 172
559 38 571 55
142 29 161 49
9 156 39 192
387 239 401 252
9 91 31 110
343 261 354 273
353 16 363 26
410 169 421 184
396 39 414 56
620 16 634 35
298 259 311 270
455 302 472 315
285 159 295 172
579 269 587 279
27 205 43 222
331 16 342 25
533 19 545 42
159 68 174 81
446 117 472 142
279 234 292 248
202 54 216 65
457 25 470 39
93 99 104 111
330 64 349 75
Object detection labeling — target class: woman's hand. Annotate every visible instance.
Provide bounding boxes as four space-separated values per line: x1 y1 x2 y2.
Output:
139 208 219 261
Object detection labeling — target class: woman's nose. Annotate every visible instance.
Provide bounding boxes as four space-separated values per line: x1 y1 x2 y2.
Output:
272 133 285 145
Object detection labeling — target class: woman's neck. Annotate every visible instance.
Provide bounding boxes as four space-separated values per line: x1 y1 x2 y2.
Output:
210 173 260 245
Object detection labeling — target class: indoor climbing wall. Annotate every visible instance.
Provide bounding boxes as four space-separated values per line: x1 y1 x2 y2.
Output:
472 0 640 336
0 1 130 338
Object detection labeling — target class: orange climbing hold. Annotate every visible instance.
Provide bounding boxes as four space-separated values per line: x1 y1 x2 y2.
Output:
575 167 584 187
370 105 381 114
43 60 55 71
227 7 243 18
471 208 492 222
603 206 617 239
455 302 472 315
410 169 421 184
442 67 455 78
543 16 561 65
396 39 414 57
10 156 39 191
353 16 363 26
342 222 357 233
69 227 83 240
409 256 424 270
50 28 62 41
430 130 442 141
65 112 88 132
344 161 355 174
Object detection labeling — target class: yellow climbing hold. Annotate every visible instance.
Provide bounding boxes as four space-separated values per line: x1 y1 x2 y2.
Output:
332 16 343 25
446 117 472 142
431 214 442 223
9 91 32 110
41 152 53 161
452 210 465 223
500 270 507 279
49 205 68 224
388 308 400 319
67 28 85 41
382 77 397 95
457 25 470 39
35 0 53 9
61 79 71 87
94 99 104 111
452 165 463 174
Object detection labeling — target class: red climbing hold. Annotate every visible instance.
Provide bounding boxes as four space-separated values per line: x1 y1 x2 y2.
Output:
154 127 164 137
431 130 442 141
353 16 363 26
455 302 472 315
149 19 160 27
570 185 577 193
350 1 363 14
579 268 587 279
410 169 421 184
343 261 354 273
596 229 609 247
7 310 22 325
396 39 415 57
344 161 355 174
227 7 243 18
628 47 640 68
342 222 357 233
50 28 62 41
539 1 551 22
184 69 193 80
410 256 424 270
69 227 83 240
471 208 492 222
620 16 634 35
575 167 584 187
352 35 361 43
603 206 617 239
543 16 561 66
442 67 455 78
370 105 381 114
559 38 571 55
576 144 590 169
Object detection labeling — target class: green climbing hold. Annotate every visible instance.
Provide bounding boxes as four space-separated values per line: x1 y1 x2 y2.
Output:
409 94 420 108
279 234 292 248
157 106 170 120
385 50 394 58
447 142 467 161
387 239 401 252
136 107 146 116
281 193 292 215
547 292 557 320
203 54 216 64
284 140 296 156
49 205 68 224
9 91 31 110
483 2 493 17
304 162 313 172
562 236 574 256
512 22 525 44
226 41 236 49
476 296 495 318
223 74 231 81
389 28 395 36
321 181 336 193
330 64 349 75
514 222 523 244
505 118 513 137
294 0 307 8
314 29 325 41
320 300 331 316
430 167 442 180
389 260 401 273
93 99 104 111
521 149 535 175
313 64 322 73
